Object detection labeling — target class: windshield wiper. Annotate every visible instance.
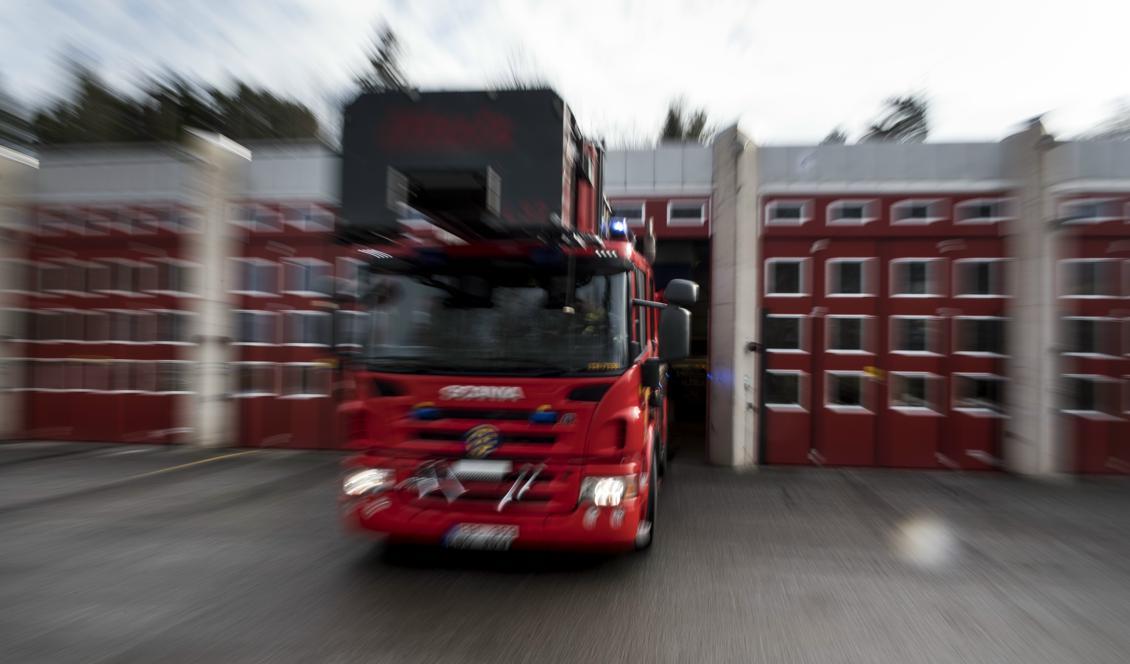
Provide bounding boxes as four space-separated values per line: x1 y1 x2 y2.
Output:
466 358 571 376
365 358 450 374
431 358 571 376
382 358 572 376
365 357 569 376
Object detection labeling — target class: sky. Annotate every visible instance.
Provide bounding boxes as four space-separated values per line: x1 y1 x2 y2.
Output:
1 0 1129 145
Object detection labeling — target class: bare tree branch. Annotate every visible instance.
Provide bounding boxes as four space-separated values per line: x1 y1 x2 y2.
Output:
862 94 929 143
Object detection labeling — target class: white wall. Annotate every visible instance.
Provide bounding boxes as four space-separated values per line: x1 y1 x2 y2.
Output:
0 147 38 440
34 147 196 204
605 144 712 197
758 143 1009 191
244 143 338 201
185 132 251 447
708 127 758 467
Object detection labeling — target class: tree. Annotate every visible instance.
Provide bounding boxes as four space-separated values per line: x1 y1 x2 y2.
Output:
30 62 320 145
208 84 319 140
33 63 148 144
493 50 550 91
821 127 849 145
862 94 929 143
659 99 710 143
356 23 407 93
0 79 34 151
139 77 222 142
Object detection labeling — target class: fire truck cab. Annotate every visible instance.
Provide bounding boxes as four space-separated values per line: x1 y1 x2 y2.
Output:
335 89 697 551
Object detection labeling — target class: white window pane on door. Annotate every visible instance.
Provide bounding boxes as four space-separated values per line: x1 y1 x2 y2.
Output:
891 375 932 409
765 316 802 351
831 261 865 295
610 203 644 225
895 318 931 352
669 202 705 224
830 318 864 351
257 313 274 343
829 374 864 407
770 262 802 294
954 376 1002 410
766 372 801 406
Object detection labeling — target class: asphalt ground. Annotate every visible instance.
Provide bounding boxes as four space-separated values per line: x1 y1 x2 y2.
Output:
1 441 1128 663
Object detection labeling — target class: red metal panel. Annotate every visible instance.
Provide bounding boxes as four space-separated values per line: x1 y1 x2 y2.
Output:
26 392 74 441
237 398 269 447
232 207 347 450
883 410 943 468
285 398 335 449
761 192 1012 469
20 202 192 444
948 412 1003 470
817 408 876 466
765 410 810 464
1110 419 1130 475
81 392 119 441
1056 194 1130 474
1069 415 1113 474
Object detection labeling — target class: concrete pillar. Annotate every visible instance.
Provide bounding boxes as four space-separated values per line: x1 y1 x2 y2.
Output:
184 131 250 447
708 127 759 467
0 147 37 440
1001 121 1065 476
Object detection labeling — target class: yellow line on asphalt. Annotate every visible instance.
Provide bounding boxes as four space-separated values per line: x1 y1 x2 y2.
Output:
123 450 258 482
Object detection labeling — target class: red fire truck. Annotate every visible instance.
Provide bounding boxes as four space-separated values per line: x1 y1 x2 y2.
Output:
336 90 697 551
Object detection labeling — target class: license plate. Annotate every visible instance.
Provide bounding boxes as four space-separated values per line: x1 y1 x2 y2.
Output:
443 524 518 550
450 459 512 481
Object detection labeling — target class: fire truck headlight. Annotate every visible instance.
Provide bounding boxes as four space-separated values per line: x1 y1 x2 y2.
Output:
579 475 638 507
343 468 395 496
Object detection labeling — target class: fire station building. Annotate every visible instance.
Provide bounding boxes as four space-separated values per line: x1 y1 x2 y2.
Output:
3 118 1129 476
608 121 1129 476
0 134 344 450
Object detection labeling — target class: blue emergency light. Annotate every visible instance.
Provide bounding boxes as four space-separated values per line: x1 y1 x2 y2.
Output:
411 406 441 421
529 410 558 424
608 217 629 238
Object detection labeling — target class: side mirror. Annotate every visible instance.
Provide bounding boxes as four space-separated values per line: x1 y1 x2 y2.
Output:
664 279 699 308
659 306 691 362
638 234 656 264
638 217 657 264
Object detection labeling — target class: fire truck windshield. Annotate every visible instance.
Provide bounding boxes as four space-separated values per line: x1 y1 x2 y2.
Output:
360 266 629 376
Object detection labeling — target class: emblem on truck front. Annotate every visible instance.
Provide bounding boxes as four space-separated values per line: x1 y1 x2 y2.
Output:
464 424 501 459
439 385 525 401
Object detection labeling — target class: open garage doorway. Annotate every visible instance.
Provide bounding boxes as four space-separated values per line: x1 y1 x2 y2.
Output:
654 239 710 463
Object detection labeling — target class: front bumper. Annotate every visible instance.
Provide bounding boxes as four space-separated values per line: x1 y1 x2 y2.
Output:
342 494 643 552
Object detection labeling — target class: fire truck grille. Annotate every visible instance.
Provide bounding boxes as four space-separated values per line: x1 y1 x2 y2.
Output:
415 431 556 445
426 408 549 422
404 463 575 514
